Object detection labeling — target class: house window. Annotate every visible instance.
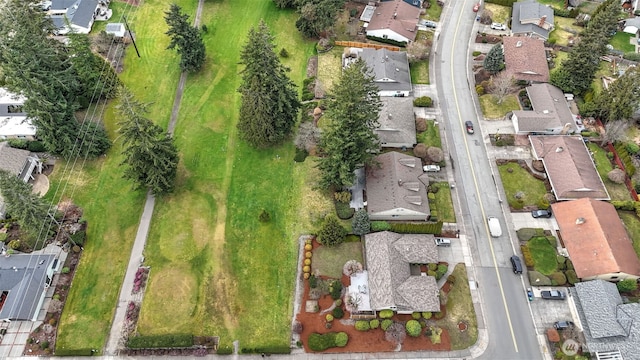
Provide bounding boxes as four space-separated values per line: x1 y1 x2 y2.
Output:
611 276 619 280
382 34 388 39
7 105 23 113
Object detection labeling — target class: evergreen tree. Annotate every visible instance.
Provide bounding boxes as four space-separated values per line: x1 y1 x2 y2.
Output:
116 87 179 195
237 20 300 148
317 215 347 246
483 44 504 75
273 0 296 8
68 33 121 103
0 171 51 243
164 4 206 73
352 209 370 236
317 58 382 189
295 0 344 38
593 67 640 122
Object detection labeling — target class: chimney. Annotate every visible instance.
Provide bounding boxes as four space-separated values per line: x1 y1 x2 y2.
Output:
575 217 585 225
539 15 547 28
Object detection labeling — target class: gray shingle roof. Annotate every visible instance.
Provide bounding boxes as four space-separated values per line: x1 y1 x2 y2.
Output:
0 142 31 177
0 254 57 321
364 231 439 312
514 83 576 133
573 280 640 359
511 0 554 39
377 97 416 147
50 0 98 31
360 49 412 93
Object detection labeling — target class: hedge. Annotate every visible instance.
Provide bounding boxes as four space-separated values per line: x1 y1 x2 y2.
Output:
413 96 433 107
379 309 394 318
389 222 443 234
217 345 233 355
365 35 407 47
241 345 291 354
615 143 636 177
371 221 391 232
55 348 95 356
127 334 194 349
308 332 347 352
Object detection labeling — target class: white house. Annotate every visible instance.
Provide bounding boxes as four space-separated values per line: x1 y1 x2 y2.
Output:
0 88 36 141
49 0 111 34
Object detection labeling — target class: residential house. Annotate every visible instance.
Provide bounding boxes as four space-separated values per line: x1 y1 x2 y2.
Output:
622 16 640 36
359 48 412 97
0 142 43 218
377 97 416 148
502 37 550 83
49 0 110 34
512 83 578 134
0 89 36 141
551 198 640 281
572 280 640 360
366 151 430 221
359 231 440 314
365 0 422 44
530 135 609 200
0 254 59 321
511 0 555 40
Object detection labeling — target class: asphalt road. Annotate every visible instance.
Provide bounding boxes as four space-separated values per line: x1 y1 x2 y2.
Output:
434 0 543 359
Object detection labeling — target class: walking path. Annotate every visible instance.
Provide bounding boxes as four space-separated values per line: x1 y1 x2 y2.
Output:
103 0 205 354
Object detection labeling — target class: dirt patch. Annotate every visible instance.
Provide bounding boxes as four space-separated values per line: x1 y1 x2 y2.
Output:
306 56 318 78
475 34 503 44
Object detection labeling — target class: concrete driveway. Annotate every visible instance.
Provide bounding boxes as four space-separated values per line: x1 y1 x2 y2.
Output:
510 212 559 232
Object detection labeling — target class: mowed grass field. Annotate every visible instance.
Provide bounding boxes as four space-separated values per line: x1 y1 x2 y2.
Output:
55 0 314 352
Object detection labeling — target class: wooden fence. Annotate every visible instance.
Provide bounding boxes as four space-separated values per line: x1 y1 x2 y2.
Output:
606 142 639 201
334 41 400 51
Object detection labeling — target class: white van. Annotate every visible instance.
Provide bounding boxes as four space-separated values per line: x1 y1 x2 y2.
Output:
487 217 502 237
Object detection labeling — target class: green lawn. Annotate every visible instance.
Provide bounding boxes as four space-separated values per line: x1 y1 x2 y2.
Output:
552 50 569 69
312 242 363 279
91 1 129 34
527 237 557 275
410 60 430 84
423 2 443 21
498 162 547 209
536 0 567 11
431 182 455 223
588 142 632 201
479 94 520 119
417 120 441 148
436 264 477 350
549 17 582 47
57 0 315 352
484 3 511 24
618 211 640 259
610 31 635 53
577 0 600 14
317 46 343 95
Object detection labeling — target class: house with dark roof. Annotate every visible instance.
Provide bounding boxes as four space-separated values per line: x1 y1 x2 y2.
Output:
623 17 640 35
502 37 550 83
366 151 430 221
0 88 36 141
362 231 440 314
49 0 111 34
511 0 555 40
512 83 578 134
551 198 640 281
530 135 609 200
0 142 43 218
365 0 422 44
0 254 59 321
359 48 412 97
572 280 640 360
377 97 416 148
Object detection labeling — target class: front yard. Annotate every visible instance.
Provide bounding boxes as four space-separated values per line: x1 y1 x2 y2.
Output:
497 161 548 210
479 94 520 119
313 241 363 279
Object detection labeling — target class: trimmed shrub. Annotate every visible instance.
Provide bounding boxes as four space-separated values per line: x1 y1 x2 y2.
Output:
516 228 541 241
566 259 574 270
428 263 438 271
332 306 344 319
325 314 334 322
413 96 433 107
303 266 311 273
379 309 394 319
472 50 482 56
318 215 347 246
305 243 313 251
422 312 432 319
370 319 380 329
335 201 355 220
436 264 448 280
217 345 233 355
549 272 567 286
412 312 422 320
433 311 445 320
381 319 393 331
334 332 348 347
329 280 343 300
371 221 391 232
406 320 422 337
127 334 194 349
355 320 371 331
476 85 485 95
305 251 312 259
565 270 578 285
611 200 636 211
521 245 534 267
546 236 557 247
352 209 371 236
427 270 437 277
308 332 341 351
304 259 312 266
617 279 638 292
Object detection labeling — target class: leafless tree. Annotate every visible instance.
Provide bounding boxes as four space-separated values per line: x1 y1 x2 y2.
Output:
490 72 516 104
427 146 444 163
294 122 322 152
385 322 407 345
416 118 427 132
413 143 428 159
608 168 626 184
602 119 629 145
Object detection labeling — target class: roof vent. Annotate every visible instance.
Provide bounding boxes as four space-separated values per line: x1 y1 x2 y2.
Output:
543 110 549 114
388 113 392 119
393 12 397 19
555 147 564 153
516 41 522 47
576 217 586 225
398 178 403 186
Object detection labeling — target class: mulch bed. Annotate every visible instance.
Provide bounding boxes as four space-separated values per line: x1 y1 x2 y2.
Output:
475 35 502 44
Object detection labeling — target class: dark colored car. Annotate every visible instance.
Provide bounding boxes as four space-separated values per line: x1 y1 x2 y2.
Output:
465 121 474 134
531 209 552 218
554 321 574 330
541 290 566 300
510 255 522 274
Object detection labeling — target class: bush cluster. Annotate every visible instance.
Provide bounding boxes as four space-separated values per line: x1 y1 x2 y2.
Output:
614 143 636 177
127 334 194 349
379 309 394 319
413 96 433 107
617 279 638 292
406 320 422 337
389 222 443 234
381 319 393 331
355 320 371 331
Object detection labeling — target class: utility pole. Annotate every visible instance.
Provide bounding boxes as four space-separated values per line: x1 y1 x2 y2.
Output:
123 16 140 58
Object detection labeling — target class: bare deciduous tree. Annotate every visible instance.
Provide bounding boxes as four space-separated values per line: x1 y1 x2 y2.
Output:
413 143 428 159
385 322 407 345
294 121 322 152
602 119 629 145
427 146 444 163
491 72 516 104
608 168 626 184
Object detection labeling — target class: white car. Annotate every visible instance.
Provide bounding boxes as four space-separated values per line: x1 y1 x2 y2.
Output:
491 23 507 30
423 165 441 172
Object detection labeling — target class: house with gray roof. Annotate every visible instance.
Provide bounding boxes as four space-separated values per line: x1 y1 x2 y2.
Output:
0 142 43 218
359 48 412 97
49 0 110 34
572 280 640 360
511 0 555 40
512 83 578 134
377 97 417 148
0 88 36 141
366 151 430 221
363 231 440 314
0 254 59 321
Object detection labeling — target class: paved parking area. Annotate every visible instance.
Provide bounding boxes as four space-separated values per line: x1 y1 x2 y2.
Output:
510 212 558 232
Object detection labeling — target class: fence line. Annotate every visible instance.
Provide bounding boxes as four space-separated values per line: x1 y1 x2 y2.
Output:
334 41 400 51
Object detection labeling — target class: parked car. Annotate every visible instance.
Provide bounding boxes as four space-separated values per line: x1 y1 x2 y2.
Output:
554 321 574 330
531 209 552 218
473 2 480 12
435 238 451 247
424 20 437 29
541 290 566 300
510 255 523 274
491 22 507 30
527 288 534 301
423 164 441 172
465 121 474 134
487 216 502 237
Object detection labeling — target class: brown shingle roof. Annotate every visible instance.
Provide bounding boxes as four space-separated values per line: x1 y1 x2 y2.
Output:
364 231 439 312
551 198 640 279
503 37 550 83
367 0 421 42
530 135 609 200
